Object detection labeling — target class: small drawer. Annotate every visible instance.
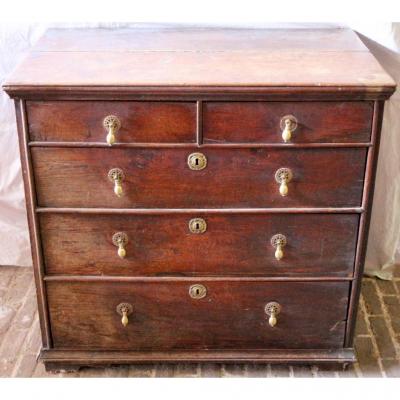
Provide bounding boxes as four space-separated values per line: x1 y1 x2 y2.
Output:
27 101 196 143
31 147 367 208
47 280 349 350
203 101 373 143
40 213 359 277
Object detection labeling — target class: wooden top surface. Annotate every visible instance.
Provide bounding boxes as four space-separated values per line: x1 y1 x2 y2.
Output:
3 26 396 96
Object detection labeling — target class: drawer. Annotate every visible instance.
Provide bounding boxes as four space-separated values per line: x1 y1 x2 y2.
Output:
27 101 196 143
47 280 349 350
40 213 359 277
32 147 367 208
203 101 373 143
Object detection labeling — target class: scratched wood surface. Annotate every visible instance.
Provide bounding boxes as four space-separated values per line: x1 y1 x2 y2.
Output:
2 27 395 93
4 27 396 370
39 213 359 277
47 280 349 350
31 147 367 208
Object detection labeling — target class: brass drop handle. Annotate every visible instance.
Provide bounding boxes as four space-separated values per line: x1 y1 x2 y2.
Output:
108 168 125 197
103 115 121 145
116 303 133 327
280 115 297 143
112 232 128 259
265 302 281 327
271 234 287 261
275 168 292 197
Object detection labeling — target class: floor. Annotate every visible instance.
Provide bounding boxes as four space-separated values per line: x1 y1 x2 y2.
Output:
0 266 399 378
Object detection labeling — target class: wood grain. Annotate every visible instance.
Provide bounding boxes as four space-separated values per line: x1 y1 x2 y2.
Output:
27 101 196 143
47 280 349 350
5 26 395 367
40 213 359 277
40 348 356 369
4 51 394 90
203 101 373 143
31 147 367 208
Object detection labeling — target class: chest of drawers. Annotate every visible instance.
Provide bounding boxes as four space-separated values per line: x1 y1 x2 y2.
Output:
4 26 395 371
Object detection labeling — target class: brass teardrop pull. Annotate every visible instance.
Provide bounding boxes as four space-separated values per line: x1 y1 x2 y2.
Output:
270 234 287 261
274 168 292 197
116 303 133 327
103 115 121 145
265 302 281 327
112 232 129 258
280 115 297 143
108 168 125 197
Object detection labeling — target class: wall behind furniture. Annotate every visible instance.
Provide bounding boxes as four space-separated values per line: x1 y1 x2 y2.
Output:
0 23 399 278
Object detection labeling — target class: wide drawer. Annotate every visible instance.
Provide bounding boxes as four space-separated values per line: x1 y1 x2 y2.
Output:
40 213 359 277
27 101 197 143
32 147 367 208
47 280 349 350
203 101 373 143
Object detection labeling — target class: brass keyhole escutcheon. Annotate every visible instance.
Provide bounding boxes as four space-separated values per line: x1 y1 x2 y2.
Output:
188 218 207 234
187 152 207 170
189 284 207 299
265 302 281 327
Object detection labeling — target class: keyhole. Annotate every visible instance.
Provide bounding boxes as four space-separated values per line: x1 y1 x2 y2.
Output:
195 158 199 166
195 222 200 230
195 288 200 295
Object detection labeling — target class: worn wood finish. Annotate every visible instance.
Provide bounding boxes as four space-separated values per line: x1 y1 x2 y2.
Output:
3 51 394 91
27 101 196 143
40 213 359 277
40 348 356 369
47 280 349 350
36 207 364 214
345 101 386 345
203 101 373 143
3 28 395 97
31 147 367 208
3 26 395 368
14 100 52 348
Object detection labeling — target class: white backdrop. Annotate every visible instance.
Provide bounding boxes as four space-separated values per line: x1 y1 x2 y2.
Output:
0 23 399 278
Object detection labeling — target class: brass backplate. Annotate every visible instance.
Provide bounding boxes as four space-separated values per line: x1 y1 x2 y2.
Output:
279 114 298 131
116 302 133 316
108 167 125 182
189 284 207 299
274 167 292 184
112 232 128 247
270 233 287 248
264 302 281 316
187 152 207 170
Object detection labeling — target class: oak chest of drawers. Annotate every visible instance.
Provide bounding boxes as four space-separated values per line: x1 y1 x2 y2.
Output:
4 26 395 370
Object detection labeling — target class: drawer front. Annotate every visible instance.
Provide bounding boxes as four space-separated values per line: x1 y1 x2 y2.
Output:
47 281 349 350
203 101 373 143
32 147 366 208
40 213 358 277
27 101 196 143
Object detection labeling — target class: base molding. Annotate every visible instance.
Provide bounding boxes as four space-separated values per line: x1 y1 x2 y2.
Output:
40 348 356 371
